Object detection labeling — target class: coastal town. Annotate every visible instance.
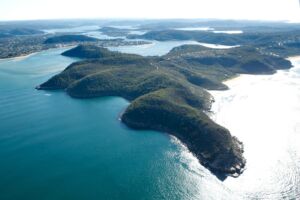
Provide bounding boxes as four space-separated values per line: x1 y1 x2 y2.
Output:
0 29 149 59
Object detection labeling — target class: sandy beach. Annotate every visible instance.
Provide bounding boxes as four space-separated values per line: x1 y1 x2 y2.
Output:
0 45 77 62
0 52 38 61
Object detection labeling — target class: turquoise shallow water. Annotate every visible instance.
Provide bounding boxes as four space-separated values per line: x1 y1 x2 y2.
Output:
0 48 229 199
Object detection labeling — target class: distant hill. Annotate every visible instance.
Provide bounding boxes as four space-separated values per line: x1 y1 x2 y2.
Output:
164 45 292 76
0 28 44 38
44 35 98 44
127 30 243 45
128 29 300 57
99 27 130 37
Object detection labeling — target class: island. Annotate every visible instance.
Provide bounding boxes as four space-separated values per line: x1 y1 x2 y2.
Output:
36 43 294 179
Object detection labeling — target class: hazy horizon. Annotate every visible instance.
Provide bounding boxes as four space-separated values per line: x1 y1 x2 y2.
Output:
0 0 299 22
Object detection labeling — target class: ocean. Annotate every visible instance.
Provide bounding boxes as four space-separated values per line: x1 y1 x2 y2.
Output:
0 39 299 199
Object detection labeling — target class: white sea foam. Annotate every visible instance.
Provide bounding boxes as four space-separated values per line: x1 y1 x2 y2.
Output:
170 135 239 200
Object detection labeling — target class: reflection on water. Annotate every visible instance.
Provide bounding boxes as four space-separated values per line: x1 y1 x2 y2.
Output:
175 27 214 31
108 40 202 56
108 40 237 56
129 30 147 35
212 30 243 34
174 27 243 34
210 57 300 199
83 31 125 40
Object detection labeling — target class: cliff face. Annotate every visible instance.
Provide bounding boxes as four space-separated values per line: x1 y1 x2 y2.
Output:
37 44 293 179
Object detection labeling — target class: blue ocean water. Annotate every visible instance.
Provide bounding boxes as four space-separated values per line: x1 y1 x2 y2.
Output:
2 38 298 199
0 48 228 200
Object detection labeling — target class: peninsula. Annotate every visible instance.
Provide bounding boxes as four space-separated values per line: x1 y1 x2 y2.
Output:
37 43 293 179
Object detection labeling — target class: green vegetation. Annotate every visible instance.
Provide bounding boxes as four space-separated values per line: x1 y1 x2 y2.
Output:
128 30 240 45
99 27 131 37
37 43 294 179
0 35 51 58
128 29 300 57
61 44 122 58
44 35 98 44
122 88 245 178
164 45 292 77
0 34 150 59
0 28 44 38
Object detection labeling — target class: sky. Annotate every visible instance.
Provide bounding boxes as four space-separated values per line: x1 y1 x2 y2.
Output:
0 0 299 22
